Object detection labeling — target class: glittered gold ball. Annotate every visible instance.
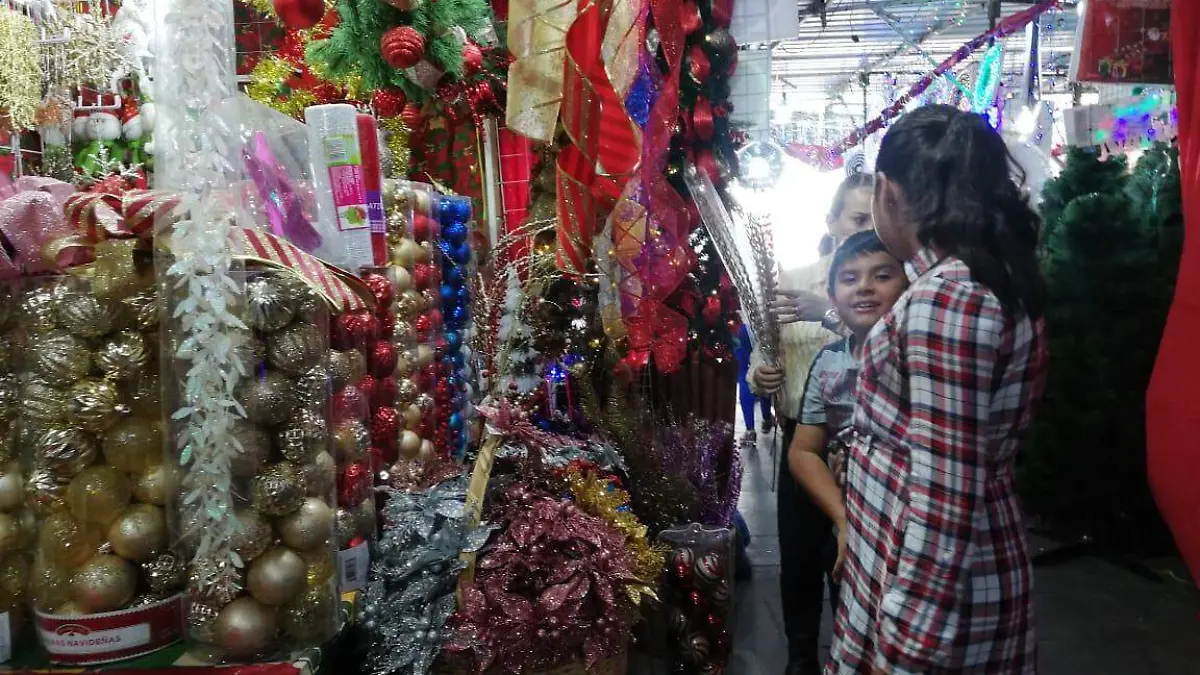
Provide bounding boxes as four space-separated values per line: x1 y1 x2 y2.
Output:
386 265 412 292
299 451 336 497
395 378 419 406
72 553 137 612
230 508 273 563
277 497 334 551
120 288 160 332
31 555 73 611
331 421 370 463
189 601 221 644
67 465 132 526
267 323 325 376
33 425 99 476
56 290 117 338
395 289 423 318
0 556 28 612
31 331 91 383
0 375 18 423
299 548 336 587
392 319 416 347
142 552 185 595
401 404 422 429
328 349 367 390
280 586 336 643
245 276 296 333
132 463 176 506
250 462 305 516
233 335 268 372
0 461 22 512
65 379 128 433
247 546 306 606
26 468 70 516
333 508 356 549
294 365 329 408
21 285 61 333
124 371 161 418
214 597 278 659
107 504 168 562
276 408 328 464
102 417 163 474
355 497 376 539
94 330 151 380
0 512 21 555
392 238 422 268
394 349 415 378
237 371 298 427
229 419 272 478
22 380 68 423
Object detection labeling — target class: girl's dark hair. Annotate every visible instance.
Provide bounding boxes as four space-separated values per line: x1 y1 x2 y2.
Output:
828 172 875 222
875 105 1045 319
827 230 891 295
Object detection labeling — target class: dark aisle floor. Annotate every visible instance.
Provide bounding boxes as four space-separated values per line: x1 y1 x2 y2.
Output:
728 417 1200 675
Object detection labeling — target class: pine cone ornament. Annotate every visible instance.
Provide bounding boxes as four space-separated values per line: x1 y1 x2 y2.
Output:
462 42 484 74
381 26 426 70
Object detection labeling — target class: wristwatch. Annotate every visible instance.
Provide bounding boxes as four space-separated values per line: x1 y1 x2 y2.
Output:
821 308 843 333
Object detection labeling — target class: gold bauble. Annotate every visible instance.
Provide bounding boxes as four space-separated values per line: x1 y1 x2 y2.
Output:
31 331 91 383
0 512 20 555
331 421 369 463
94 330 150 380
34 425 99 476
395 289 423 318
294 365 329 408
107 504 168 562
266 323 325 376
189 601 221 644
0 556 28 612
299 451 336 497
299 548 336 587
132 463 176 506
23 380 68 424
21 285 61 333
237 371 298 427
416 240 434 263
401 404 421 429
67 465 132 526
250 462 305 516
415 344 435 367
355 497 376 539
230 418 272 478
393 238 422 267
142 552 185 594
387 266 413 293
276 408 328 464
414 393 435 414
31 554 73 611
230 508 273 563
0 461 22 512
65 379 128 433
334 507 356 548
395 378 419 406
280 586 336 643
124 371 161 418
214 597 278 659
247 547 306 606
328 349 366 390
418 439 434 461
120 288 160 332
277 497 334 551
245 276 296 333
102 417 163 474
394 349 415 377
399 430 421 459
71 554 137 612
55 601 86 616
26 468 70 516
56 290 116 338
233 335 268 371
0 374 18 423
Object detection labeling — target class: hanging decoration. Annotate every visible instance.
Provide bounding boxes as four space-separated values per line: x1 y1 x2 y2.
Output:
971 42 1005 114
504 0 577 142
0 8 40 132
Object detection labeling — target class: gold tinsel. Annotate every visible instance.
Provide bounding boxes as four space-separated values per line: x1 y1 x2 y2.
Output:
246 57 316 119
378 117 412 179
565 467 664 610
0 8 40 131
243 0 278 18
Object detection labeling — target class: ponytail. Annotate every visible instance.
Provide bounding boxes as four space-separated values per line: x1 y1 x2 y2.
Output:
876 105 1045 319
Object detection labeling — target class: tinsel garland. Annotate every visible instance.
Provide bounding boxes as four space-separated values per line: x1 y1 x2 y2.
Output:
660 418 740 528
246 56 318 118
378 116 412 178
0 8 40 131
42 4 132 91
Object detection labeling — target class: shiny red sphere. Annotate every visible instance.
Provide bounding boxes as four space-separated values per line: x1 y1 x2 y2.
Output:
363 272 395 308
333 311 379 350
332 385 369 423
412 263 435 290
368 340 398 377
337 461 373 506
370 406 401 448
372 376 398 407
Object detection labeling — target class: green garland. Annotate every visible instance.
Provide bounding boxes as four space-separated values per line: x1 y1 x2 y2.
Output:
306 0 493 102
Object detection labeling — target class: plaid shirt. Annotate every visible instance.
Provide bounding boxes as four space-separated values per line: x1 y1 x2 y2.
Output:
828 248 1047 675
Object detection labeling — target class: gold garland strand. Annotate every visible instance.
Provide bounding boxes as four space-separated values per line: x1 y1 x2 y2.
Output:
0 8 41 132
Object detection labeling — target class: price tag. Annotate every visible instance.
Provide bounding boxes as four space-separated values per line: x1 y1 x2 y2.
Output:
338 542 370 592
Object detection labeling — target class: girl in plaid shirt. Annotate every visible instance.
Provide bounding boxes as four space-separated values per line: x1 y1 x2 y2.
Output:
829 106 1048 675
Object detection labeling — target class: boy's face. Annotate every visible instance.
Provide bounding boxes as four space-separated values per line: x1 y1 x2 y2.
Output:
830 251 908 334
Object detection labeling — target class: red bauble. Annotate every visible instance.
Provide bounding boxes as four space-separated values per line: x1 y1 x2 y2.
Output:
371 406 401 448
702 294 722 326
381 26 425 70
333 311 379 350
688 590 707 613
413 313 432 337
368 340 399 377
411 213 438 240
338 461 372 506
412 263 435 290
373 376 398 407
413 367 433 391
400 103 425 132
333 385 369 423
706 613 724 629
674 562 693 583
363 272 395 308
372 88 407 118
368 445 387 472
272 0 324 29
357 375 378 403
426 308 443 329
462 42 484 74
377 312 396 339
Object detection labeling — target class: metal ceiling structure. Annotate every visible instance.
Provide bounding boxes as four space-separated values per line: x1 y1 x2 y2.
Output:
770 0 1080 111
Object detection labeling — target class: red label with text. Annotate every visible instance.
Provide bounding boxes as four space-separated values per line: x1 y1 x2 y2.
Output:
34 593 185 665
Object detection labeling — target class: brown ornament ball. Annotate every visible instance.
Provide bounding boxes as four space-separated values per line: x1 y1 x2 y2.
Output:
132 463 176 506
56 290 116 338
107 504 168 562
120 288 160 332
250 462 305 516
0 512 21 555
189 601 221 644
103 417 163 474
294 365 329 408
72 554 137 613
65 379 127 433
277 497 334 551
238 371 298 427
332 421 370 463
230 508 273 563
395 378 419 406
21 285 61 333
31 331 91 383
233 335 268 371
32 555 73 611
214 597 278 659
247 547 307 606
124 371 162 418
0 461 23 512
276 408 329 464
68 465 132 526
267 322 325 376
25 468 70 516
328 349 367 390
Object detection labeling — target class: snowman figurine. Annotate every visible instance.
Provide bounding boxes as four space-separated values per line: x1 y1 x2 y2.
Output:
75 110 125 176
120 99 152 169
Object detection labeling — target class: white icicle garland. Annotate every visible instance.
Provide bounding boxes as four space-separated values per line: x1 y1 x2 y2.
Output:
154 0 246 604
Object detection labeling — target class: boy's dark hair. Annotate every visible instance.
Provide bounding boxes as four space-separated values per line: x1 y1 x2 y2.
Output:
827 230 890 295
875 104 1045 318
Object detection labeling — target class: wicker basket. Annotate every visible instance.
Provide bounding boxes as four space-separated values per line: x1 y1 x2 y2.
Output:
436 647 629 675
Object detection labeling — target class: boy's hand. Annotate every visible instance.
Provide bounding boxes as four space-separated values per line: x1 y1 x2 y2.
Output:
833 525 848 579
772 289 831 324
830 451 847 489
752 364 784 395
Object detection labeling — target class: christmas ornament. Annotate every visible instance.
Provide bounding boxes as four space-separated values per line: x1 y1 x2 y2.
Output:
251 462 306 516
333 311 379 350
277 497 334 551
189 602 221 644
247 546 307 606
694 552 724 586
143 553 185 594
368 340 398 377
0 513 21 555
276 408 329 464
281 586 336 642
67 465 132 526
462 42 484 74
272 0 325 30
267 322 325 376
399 430 421 459
132 463 175 506
33 426 98 477
301 451 337 497
23 380 67 424
246 276 296 332
334 508 356 548
333 386 369 424
238 372 299 427
94 331 151 380
338 462 371 506
214 597 278 658
230 419 273 477
329 349 367 389
56 290 116 339
333 420 371 461
362 273 395 307
107 504 168 562
371 407 400 449
121 289 161 332
372 376 398 407
0 463 21 513
300 548 336 587
234 336 268 371
26 469 69 518
31 332 91 383
65 379 127 433
102 417 163 474
295 366 330 408
72 554 137 613
709 579 730 608
371 89 407 117
381 26 425 70
230 508 273 563
21 286 60 334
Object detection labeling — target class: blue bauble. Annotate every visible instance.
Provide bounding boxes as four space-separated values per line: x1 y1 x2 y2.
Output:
441 283 456 303
449 198 471 223
452 352 466 368
445 221 468 245
452 243 471 265
446 331 461 350
449 413 463 431
445 266 463 286
456 286 471 303
449 305 467 324
435 197 454 225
